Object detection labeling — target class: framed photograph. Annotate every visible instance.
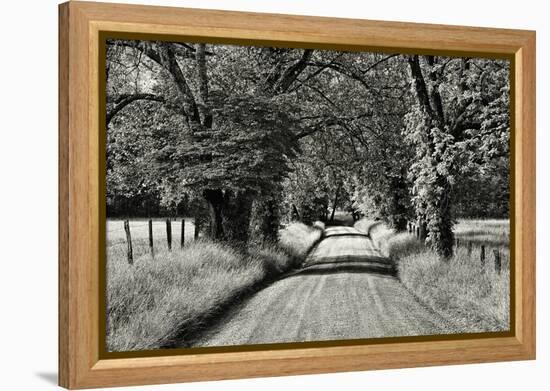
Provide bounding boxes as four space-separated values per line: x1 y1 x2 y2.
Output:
59 1 536 389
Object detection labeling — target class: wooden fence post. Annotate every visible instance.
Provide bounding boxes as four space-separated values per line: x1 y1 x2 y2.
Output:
166 219 172 251
148 219 154 257
181 219 185 249
123 220 133 265
194 219 200 240
493 249 501 274
480 245 486 267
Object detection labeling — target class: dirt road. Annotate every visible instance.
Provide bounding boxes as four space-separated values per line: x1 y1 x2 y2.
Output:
192 226 455 347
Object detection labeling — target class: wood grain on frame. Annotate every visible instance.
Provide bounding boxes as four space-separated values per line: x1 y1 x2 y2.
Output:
59 1 536 389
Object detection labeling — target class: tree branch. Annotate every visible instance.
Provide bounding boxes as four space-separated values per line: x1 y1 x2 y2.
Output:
407 55 435 120
425 56 446 126
172 42 215 56
361 54 399 74
107 40 163 66
106 93 164 125
288 53 345 93
195 43 213 128
158 43 202 128
306 61 371 91
273 49 314 93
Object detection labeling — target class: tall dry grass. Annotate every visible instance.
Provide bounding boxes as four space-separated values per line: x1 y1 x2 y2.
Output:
354 218 510 333
106 222 323 352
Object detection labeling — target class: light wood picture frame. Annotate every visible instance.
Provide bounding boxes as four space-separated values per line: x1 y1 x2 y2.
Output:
59 1 536 389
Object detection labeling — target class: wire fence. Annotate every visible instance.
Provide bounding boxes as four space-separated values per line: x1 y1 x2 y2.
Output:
108 218 201 264
407 221 507 274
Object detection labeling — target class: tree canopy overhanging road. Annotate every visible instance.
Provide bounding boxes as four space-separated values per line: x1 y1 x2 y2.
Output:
106 40 510 258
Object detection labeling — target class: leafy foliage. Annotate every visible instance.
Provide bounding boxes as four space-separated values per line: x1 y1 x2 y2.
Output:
106 40 510 255
165 95 301 193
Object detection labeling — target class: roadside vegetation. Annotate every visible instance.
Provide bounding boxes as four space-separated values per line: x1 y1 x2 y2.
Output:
355 218 510 333
106 222 323 352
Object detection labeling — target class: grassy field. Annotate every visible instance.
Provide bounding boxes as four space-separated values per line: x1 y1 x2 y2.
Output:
355 218 510 333
106 221 323 352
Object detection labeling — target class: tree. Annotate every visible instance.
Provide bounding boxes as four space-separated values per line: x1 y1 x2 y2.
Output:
106 40 313 243
405 55 509 258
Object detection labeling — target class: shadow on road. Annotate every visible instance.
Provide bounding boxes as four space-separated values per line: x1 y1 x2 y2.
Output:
290 257 397 278
322 232 370 238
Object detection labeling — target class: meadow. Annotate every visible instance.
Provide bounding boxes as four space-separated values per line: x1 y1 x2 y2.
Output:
106 220 323 352
355 218 510 333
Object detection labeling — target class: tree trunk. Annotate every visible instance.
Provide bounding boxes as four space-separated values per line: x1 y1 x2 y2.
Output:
417 218 428 241
203 189 254 243
249 193 281 245
388 174 410 232
427 177 455 259
203 189 225 240
223 190 254 244
329 184 341 222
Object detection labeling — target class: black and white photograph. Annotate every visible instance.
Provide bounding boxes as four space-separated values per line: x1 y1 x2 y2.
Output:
105 38 511 353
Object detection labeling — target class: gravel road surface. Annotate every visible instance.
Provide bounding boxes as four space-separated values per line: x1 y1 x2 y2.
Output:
192 226 454 347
